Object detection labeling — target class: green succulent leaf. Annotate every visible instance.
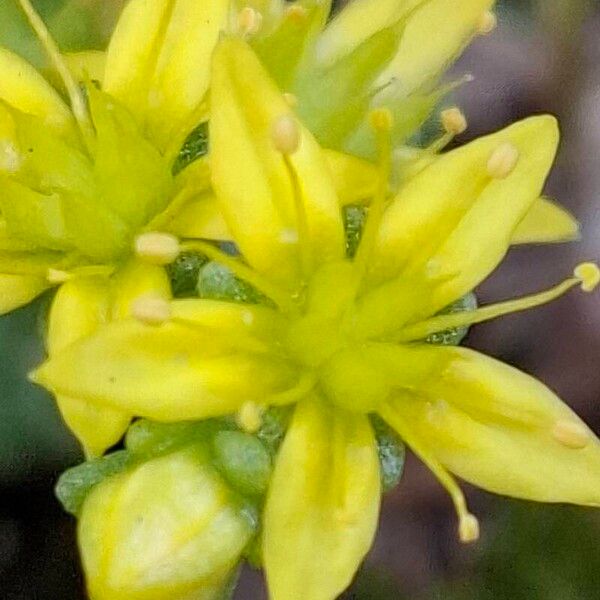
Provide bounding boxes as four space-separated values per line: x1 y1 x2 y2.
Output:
371 414 406 493
426 292 478 346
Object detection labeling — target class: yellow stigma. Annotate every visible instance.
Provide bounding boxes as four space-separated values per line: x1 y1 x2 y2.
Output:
487 142 520 179
552 420 590 450
271 115 300 155
574 262 600 292
441 107 468 135
369 107 394 133
477 10 498 35
237 401 262 433
459 513 481 544
237 6 263 36
131 296 172 326
134 232 180 265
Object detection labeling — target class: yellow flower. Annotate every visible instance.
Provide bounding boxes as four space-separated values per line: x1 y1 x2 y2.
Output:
34 39 600 600
77 445 255 600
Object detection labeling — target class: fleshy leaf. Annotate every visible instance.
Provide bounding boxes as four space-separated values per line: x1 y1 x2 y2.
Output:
383 345 600 506
210 37 345 288
263 397 380 600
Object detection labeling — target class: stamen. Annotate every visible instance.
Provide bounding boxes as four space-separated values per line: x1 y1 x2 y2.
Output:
16 0 94 147
395 263 599 343
180 240 296 312
381 405 480 544
131 296 172 326
134 232 181 265
353 108 393 279
552 420 590 450
477 10 498 35
441 107 468 136
285 5 308 22
271 115 300 155
236 401 263 433
487 142 520 179
47 268 71 284
237 7 263 36
0 140 22 173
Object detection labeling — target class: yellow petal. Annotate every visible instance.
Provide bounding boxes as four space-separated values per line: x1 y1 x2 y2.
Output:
360 116 559 335
210 37 344 288
103 0 230 148
167 192 231 240
33 320 299 422
110 260 172 320
65 51 106 85
315 0 424 66
0 47 75 134
376 0 494 98
324 149 378 206
0 273 47 314
48 276 130 457
511 196 580 245
263 397 380 600
385 345 600 506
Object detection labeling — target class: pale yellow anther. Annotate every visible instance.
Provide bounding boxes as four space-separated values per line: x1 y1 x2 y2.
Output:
134 232 180 265
237 6 263 36
47 268 71 284
487 142 520 179
459 513 480 544
477 10 498 35
369 107 394 132
283 93 298 108
237 401 262 433
131 296 172 326
441 107 468 136
574 262 600 292
0 140 22 173
271 115 300 155
285 4 308 22
552 419 590 450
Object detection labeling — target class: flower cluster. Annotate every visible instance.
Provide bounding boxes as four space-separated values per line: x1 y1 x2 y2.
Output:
2 1 599 599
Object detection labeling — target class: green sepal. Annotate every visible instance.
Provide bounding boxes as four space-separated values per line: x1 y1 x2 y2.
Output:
197 261 272 305
168 251 208 297
125 418 219 458
426 292 478 346
212 430 272 497
370 414 406 493
55 450 132 517
172 122 209 176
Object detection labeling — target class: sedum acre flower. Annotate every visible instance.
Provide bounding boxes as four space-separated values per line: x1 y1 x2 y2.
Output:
34 38 600 600
77 444 255 600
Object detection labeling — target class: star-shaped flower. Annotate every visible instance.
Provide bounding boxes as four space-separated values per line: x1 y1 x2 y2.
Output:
34 38 600 600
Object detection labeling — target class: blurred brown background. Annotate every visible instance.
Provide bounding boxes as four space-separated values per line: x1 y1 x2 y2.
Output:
0 0 599 598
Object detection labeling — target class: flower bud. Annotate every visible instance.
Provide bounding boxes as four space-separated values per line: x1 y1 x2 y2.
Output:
78 447 256 600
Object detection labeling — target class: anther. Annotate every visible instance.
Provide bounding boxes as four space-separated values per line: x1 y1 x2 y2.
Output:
574 262 600 292
237 6 263 36
271 115 300 155
131 296 172 326
459 513 480 544
477 10 498 35
47 268 71 284
441 107 468 136
134 232 180 265
552 419 590 450
285 5 308 22
369 107 394 132
0 140 22 173
237 401 262 433
283 92 298 108
487 142 520 179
